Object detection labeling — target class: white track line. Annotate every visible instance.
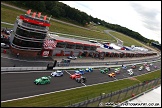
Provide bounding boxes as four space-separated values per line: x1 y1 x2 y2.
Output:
81 83 87 86
113 77 117 80
65 70 86 86
64 70 71 75
1 69 161 103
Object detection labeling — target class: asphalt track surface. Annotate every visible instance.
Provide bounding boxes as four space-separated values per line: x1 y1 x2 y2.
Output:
1 61 161 101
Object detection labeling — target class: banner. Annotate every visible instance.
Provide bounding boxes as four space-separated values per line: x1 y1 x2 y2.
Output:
42 50 49 57
37 12 41 18
43 39 57 50
19 15 50 26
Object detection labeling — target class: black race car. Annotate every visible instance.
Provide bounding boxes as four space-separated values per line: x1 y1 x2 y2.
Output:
75 76 86 83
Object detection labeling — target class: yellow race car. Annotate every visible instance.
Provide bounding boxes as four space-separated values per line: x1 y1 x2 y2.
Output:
108 72 116 77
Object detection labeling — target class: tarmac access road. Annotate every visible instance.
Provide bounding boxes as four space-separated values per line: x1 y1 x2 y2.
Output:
1 53 160 67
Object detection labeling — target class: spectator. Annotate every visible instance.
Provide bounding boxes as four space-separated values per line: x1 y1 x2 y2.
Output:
58 62 60 67
16 53 19 58
47 63 49 67
108 67 111 71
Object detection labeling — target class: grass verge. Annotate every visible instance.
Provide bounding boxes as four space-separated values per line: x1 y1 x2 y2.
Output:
109 31 147 47
1 69 161 107
1 23 14 29
1 4 115 43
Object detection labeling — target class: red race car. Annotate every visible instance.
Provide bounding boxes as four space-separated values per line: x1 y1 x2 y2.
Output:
131 64 136 69
70 73 81 79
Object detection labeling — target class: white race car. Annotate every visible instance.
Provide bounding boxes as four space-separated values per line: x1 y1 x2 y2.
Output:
127 69 134 76
67 55 77 60
145 66 150 72
149 63 153 66
51 70 63 77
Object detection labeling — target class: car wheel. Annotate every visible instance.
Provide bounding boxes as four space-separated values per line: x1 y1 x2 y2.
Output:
81 79 84 83
76 79 78 82
78 80 81 83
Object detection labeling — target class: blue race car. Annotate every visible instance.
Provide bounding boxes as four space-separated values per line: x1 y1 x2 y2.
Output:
85 67 93 72
122 65 127 69
75 70 84 75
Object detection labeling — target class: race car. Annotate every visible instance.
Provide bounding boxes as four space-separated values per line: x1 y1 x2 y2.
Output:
143 62 148 67
85 67 93 72
67 55 77 60
70 73 81 79
149 63 153 66
75 70 84 75
100 68 109 74
108 72 116 77
154 66 158 69
34 76 51 85
1 43 10 49
122 65 127 69
139 66 144 71
145 66 150 72
75 76 87 83
127 69 134 76
51 70 63 77
114 68 120 74
131 64 136 69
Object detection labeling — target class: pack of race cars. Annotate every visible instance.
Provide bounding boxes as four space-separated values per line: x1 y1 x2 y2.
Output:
34 62 157 85
34 67 93 85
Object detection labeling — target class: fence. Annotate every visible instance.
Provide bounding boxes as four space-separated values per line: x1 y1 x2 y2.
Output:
66 78 161 107
49 31 115 44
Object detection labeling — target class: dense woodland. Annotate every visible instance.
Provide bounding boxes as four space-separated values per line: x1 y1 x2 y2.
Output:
5 1 160 45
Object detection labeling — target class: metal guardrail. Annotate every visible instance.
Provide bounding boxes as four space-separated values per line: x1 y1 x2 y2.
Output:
49 31 115 43
1 58 160 72
1 67 47 72
1 21 14 26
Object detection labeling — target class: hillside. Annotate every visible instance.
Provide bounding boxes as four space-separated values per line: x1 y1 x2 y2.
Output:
1 2 159 49
1 1 159 45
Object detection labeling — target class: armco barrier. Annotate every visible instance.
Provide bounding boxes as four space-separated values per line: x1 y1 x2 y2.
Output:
1 59 160 72
1 67 47 72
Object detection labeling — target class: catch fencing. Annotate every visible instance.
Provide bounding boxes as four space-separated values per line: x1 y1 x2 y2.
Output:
65 78 161 107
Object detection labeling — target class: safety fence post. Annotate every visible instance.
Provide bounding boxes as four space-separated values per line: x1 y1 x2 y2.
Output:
124 87 129 99
109 91 113 102
97 93 103 107
116 90 122 103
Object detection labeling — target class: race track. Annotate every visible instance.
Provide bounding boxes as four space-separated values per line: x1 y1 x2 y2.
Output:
1 61 161 101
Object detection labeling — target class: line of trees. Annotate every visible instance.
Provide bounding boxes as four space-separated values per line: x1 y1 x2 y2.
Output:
5 1 160 45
